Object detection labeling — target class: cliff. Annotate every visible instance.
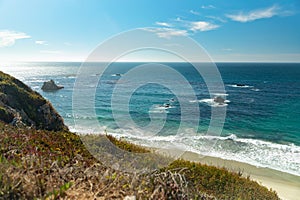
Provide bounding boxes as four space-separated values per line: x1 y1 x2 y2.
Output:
0 71 67 131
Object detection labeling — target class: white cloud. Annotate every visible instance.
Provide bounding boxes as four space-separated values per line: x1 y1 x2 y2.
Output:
190 10 200 15
35 40 48 45
155 22 172 27
156 28 188 38
190 21 220 32
0 30 30 47
226 5 281 22
201 5 215 9
144 28 188 39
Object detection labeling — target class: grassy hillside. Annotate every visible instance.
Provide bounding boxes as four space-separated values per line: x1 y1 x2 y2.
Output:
0 121 279 199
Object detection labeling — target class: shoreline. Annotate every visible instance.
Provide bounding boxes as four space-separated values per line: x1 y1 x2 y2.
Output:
153 148 300 200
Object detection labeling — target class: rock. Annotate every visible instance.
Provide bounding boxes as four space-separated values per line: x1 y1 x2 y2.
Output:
41 80 64 91
10 112 26 128
0 71 67 131
124 196 136 200
164 103 170 108
214 96 225 104
236 84 246 87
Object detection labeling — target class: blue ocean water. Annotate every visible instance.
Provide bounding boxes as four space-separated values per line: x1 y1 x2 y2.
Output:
1 62 300 176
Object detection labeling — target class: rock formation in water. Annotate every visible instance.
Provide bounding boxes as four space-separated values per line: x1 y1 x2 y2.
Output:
41 79 64 91
214 96 225 104
0 71 67 131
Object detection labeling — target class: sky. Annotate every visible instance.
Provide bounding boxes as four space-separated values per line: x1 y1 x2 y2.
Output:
0 0 300 62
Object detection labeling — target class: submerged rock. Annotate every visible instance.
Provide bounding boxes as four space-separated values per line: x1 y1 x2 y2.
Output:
0 71 67 131
41 80 64 91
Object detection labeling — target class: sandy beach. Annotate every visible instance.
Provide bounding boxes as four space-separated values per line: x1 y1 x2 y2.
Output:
154 148 300 200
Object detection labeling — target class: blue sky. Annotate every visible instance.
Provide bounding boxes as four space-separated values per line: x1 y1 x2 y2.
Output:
0 0 299 62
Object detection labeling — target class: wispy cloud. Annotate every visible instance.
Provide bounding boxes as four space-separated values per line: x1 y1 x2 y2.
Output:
155 28 188 39
206 16 227 23
201 5 216 9
0 30 30 47
190 10 200 15
226 5 286 23
190 21 220 32
155 22 172 27
35 40 48 45
144 28 188 39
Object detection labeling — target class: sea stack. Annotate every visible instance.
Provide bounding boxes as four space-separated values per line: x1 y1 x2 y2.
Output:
214 96 225 104
41 80 64 91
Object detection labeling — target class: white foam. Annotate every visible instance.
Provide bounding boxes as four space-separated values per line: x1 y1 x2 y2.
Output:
251 88 260 92
111 73 123 77
101 128 300 177
68 121 300 176
148 104 174 113
227 84 254 88
212 93 229 96
149 109 169 114
198 98 229 107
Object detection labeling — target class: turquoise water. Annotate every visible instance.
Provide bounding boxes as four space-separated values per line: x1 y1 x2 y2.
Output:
1 62 300 176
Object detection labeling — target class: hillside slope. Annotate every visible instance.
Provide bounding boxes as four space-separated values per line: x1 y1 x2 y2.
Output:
0 71 66 131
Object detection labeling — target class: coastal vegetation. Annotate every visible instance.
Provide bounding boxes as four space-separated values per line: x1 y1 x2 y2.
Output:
0 71 279 199
0 71 66 131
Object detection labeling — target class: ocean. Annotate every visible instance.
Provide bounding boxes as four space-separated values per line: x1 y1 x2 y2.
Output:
1 62 300 176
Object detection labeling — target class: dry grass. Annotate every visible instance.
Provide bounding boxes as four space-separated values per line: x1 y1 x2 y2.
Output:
0 121 279 199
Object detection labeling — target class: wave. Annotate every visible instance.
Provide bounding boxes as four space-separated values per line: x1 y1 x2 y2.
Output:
148 104 174 113
227 84 254 88
65 74 77 79
88 126 300 177
251 88 260 92
148 109 169 114
111 73 123 77
190 98 230 107
211 93 229 96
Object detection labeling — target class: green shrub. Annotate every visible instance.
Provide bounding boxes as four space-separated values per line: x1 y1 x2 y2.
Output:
166 159 279 200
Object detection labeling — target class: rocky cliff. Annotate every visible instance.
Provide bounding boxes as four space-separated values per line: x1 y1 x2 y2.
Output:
0 71 67 131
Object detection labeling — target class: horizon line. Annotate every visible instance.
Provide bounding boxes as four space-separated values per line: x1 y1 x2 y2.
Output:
1 60 300 64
